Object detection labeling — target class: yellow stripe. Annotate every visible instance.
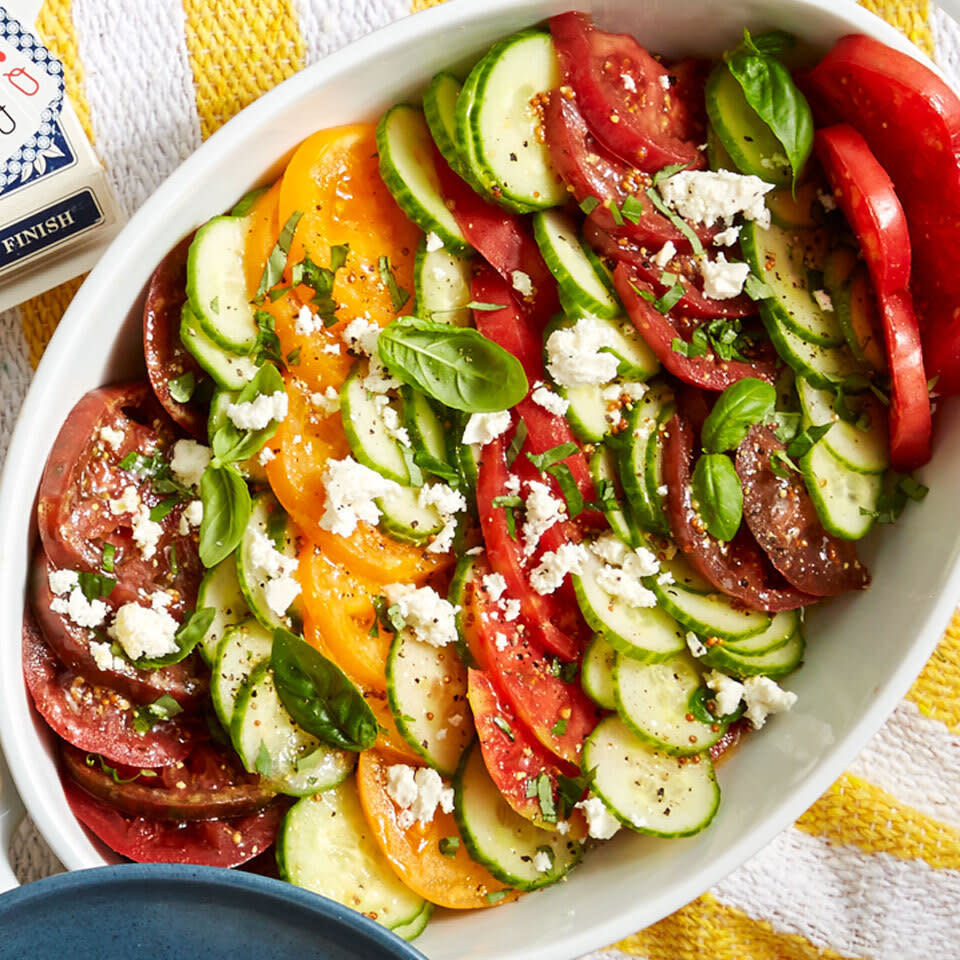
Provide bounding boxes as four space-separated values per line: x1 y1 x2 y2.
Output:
19 275 85 369
411 0 446 9
36 0 94 143
613 891 862 960
182 0 305 139
906 609 960 732
859 0 934 56
796 772 960 871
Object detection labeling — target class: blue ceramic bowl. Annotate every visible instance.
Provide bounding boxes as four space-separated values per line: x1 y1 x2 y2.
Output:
0 863 428 960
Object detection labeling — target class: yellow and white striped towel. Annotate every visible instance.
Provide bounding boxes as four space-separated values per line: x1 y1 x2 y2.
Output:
2 3 960 958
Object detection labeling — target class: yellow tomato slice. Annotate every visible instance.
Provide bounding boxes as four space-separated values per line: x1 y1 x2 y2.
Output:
243 179 281 299
356 750 521 910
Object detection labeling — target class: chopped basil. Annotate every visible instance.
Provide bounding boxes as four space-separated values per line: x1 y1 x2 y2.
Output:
255 742 273 777
378 255 410 312
485 890 509 904
465 300 507 312
135 607 216 670
579 195 600 215
101 543 116 574
492 495 523 508
550 717 568 737
652 161 690 186
85 753 157 784
505 421 528 467
671 336 708 359
286 346 301 366
77 571 115 602
536 772 557 822
546 462 584 518
620 194 645 225
692 453 743 541
526 442 578 472
645 186 704 255
293 244 349 325
606 198 624 226
439 836 460 859
168 371 196 404
556 769 594 819
253 309 284 367
492 715 515 741
860 471 929 524
785 422 832 460
769 448 800 478
169 542 179 577
132 694 183 734
149 496 180 522
256 210 303 302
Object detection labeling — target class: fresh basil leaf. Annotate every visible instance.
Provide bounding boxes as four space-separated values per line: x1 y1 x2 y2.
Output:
135 607 216 670
652 161 691 186
556 769 595 819
168 371 196 404
77 571 115 602
747 29 796 56
230 186 268 218
579 195 600 215
688 685 744 724
271 627 378 751
378 316 528 413
378 255 410 312
769 410 801 443
701 378 776 454
769 449 800 478
725 34 813 186
198 463 252 567
786 422 832 459
132 694 183 734
149 496 180 522
526 442 578 472
256 211 303 302
645 186 704 255
210 363 286 465
692 453 743 541
546 462 584 518
101 543 116 574
505 420 528 467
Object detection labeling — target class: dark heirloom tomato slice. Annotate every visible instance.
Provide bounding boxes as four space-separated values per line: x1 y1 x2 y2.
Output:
462 561 601 767
467 669 587 838
709 717 749 764
61 742 276 821
583 221 756 319
32 551 208 708
37 382 205 616
62 776 283 867
432 148 557 324
143 233 206 439
735 424 870 596
615 265 777 391
549 12 704 172
22 612 193 768
661 416 816 612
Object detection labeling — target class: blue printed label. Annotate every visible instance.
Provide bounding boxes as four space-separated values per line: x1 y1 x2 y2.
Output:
0 187 102 270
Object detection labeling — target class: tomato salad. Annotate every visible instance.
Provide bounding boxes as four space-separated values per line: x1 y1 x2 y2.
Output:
25 12 948 938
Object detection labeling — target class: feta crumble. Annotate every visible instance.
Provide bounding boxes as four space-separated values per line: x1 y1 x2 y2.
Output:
425 231 444 253
383 583 459 648
545 316 620 388
342 317 381 356
494 633 509 652
108 601 180 661
817 188 837 212
511 269 533 298
658 169 774 229
652 240 676 269
322 341 341 355
522 481 567 556
248 527 301 619
532 849 553 873
384 764 455 829
482 572 508 602
575 796 621 840
225 391 288 431
318 456 400 537
362 355 402 394
178 499 203 536
501 598 521 622
99 425 125 452
713 225 741 247
462 410 511 446
812 289 834 313
170 439 211 489
622 72 638 92
686 631 707 658
704 670 745 717
50 586 108 630
531 383 569 416
89 640 125 673
132 505 163 561
530 542 588 595
742 675 797 729
590 534 659 608
658 73 671 91
109 485 141 516
48 568 79 596
258 446 276 465
700 253 751 300
419 483 467 555
373 395 411 447
294 304 321 336
310 386 341 417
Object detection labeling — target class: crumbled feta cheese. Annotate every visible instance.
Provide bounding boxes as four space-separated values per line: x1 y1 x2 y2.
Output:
248 527 301 619
384 764 455 829
50 587 108 630
310 386 341 417
383 583 459 648
658 170 774 229
419 483 467 555
462 410 511 446
556 819 570 835
258 446 276 465
109 485 141 516
530 542 588 595
657 570 675 586
590 535 659 607
373 394 411 447
322 341 341 355
170 439 211 489
813 289 834 313
602 380 647 427
652 240 676 269
494 633 509 652
589 532 629 566
132 505 163 561
482 572 507 602
501 598 521 621
89 640 125 673
532 849 553 873
705 670 745 717
318 456 401 537
342 317 381 356
575 796 621 840
178 499 203 536
294 304 322 336
511 270 533 297
108 601 180 661
817 188 837 212
425 231 444 253
713 225 741 247
545 316 621 388
466 546 484 556
531 383 569 416
700 253 751 300
522 481 567 556
48 568 79 596
742 675 797 729
99 425 125 452
225 391 288 431
363 355 401 394
622 73 638 92
686 631 707 658
657 73 671 91
657 484 668 497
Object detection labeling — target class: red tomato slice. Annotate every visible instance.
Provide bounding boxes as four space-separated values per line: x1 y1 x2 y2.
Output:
462 560 600 767
22 612 193 768
584 221 756 319
62 775 283 867
142 233 206 439
432 148 557 324
735 424 870 596
615 265 777 391
467 669 587 837
37 383 205 617
661 416 816 612
549 12 704 172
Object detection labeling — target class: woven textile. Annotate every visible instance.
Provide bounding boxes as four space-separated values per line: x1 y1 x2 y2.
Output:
2 3 960 958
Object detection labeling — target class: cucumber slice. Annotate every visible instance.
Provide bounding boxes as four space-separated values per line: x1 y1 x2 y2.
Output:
834 265 887 373
563 383 608 443
703 626 805 678
341 361 411 485
724 610 798 657
278 781 427 928
197 557 250 664
413 238 473 326
581 634 617 710
583 716 720 837
391 902 433 942
651 578 771 642
658 553 715 594
589 446 637 547
230 185 268 218
186 215 259 353
573 550 686 662
231 661 355 796
741 222 844 348
377 103 470 255
449 554 479 667
614 651 725 755
766 182 822 230
387 634 473 777
533 210 621 319
377 485 444 545
237 492 301 633
424 72 465 172
454 743 581 891
400 386 454 478
211 618 273 729
800 441 881 540
618 385 672 537
796 377 889 474
456 30 566 213
705 63 791 185
706 123 736 172
180 303 257 390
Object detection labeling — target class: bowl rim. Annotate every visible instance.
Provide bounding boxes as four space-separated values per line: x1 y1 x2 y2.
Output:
1 1 956 958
